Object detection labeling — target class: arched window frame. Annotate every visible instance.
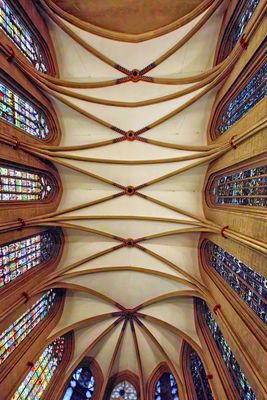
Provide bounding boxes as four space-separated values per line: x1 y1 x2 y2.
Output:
214 0 262 64
199 237 266 340
0 227 64 317
104 370 140 400
181 341 214 400
0 290 67 396
195 298 257 400
205 154 267 213
0 159 59 204
0 66 61 144
0 0 58 75
9 331 74 400
61 357 104 400
209 41 266 141
147 362 180 400
0 290 61 365
0 144 62 223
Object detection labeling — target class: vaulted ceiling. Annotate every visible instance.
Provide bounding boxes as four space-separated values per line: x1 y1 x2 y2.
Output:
40 0 227 391
53 0 205 35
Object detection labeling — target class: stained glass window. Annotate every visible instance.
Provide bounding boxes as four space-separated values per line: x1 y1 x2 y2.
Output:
0 0 48 72
217 0 260 62
0 290 57 365
0 80 49 139
110 381 138 400
0 162 56 201
210 164 267 207
199 300 257 400
205 241 267 324
215 62 267 136
63 367 95 400
155 372 179 400
188 346 214 400
11 336 65 400
0 230 60 288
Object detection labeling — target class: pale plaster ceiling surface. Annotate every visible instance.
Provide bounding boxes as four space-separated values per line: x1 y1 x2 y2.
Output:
43 0 227 390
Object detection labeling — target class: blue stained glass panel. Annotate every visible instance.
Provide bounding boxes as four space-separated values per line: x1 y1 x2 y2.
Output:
212 164 267 207
217 62 267 135
200 300 257 400
111 380 138 400
205 241 267 323
218 0 260 62
231 0 260 47
155 372 179 400
189 347 214 400
63 366 95 400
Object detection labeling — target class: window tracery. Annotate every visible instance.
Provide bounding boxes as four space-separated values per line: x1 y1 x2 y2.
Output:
0 230 59 288
217 0 260 62
110 380 138 400
155 372 179 400
0 290 57 365
0 80 49 139
11 336 65 400
204 241 266 324
199 300 257 400
63 366 95 400
0 0 48 72
0 162 56 202
208 162 267 207
215 62 266 136
188 346 214 400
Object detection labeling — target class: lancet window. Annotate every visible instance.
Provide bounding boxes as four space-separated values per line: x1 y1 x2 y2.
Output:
0 162 56 202
0 0 48 72
217 0 260 62
199 300 257 399
155 372 179 400
110 381 138 400
63 366 95 400
11 336 66 400
0 79 49 139
0 230 60 288
0 290 57 365
215 61 267 136
188 346 214 400
208 162 267 207
204 241 266 324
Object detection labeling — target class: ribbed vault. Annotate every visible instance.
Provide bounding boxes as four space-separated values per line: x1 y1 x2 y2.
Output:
1 0 265 397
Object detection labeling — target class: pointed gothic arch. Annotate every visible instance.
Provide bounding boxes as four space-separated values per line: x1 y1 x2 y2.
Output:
0 0 58 75
0 69 60 143
0 291 68 399
104 370 140 400
181 340 214 400
61 356 104 400
8 331 74 400
209 41 266 140
205 153 267 212
0 67 61 144
0 227 64 317
0 142 62 222
200 238 266 326
195 298 257 400
147 362 180 400
215 0 261 63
